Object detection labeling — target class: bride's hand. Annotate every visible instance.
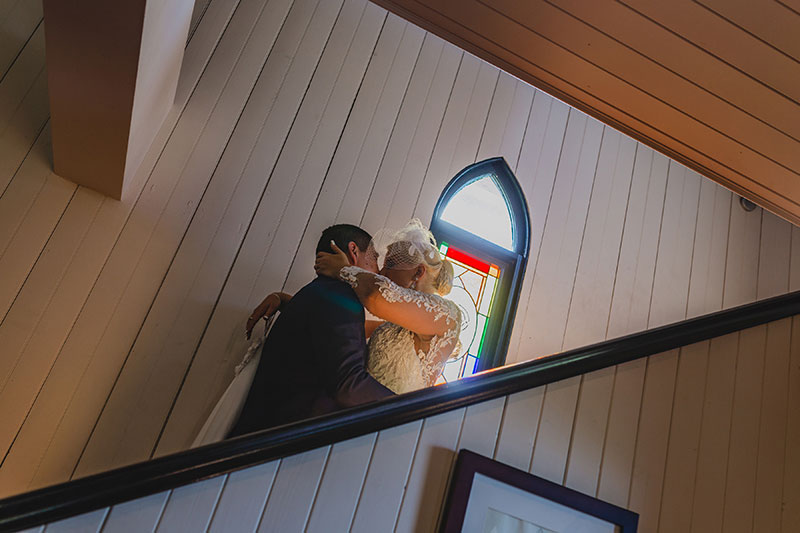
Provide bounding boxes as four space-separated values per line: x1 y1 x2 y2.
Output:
245 293 281 339
315 241 350 279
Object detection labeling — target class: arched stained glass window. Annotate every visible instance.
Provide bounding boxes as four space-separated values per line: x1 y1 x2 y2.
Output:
431 157 530 382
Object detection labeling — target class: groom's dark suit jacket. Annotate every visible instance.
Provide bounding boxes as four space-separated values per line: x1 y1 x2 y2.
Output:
229 275 393 437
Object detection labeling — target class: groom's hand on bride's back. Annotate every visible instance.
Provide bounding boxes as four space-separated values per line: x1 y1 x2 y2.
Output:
245 292 283 339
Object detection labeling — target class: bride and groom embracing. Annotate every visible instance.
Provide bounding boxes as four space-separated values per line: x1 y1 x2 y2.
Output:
194 219 462 445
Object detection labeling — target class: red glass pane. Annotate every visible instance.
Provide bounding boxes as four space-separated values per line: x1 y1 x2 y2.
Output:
446 246 491 273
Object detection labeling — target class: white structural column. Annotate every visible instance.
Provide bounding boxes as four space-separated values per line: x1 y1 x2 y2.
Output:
42 0 194 199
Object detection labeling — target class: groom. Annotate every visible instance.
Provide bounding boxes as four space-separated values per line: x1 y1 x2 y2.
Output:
228 224 394 437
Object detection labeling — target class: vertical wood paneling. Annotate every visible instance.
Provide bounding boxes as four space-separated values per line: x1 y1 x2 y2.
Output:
152 0 353 456
493 387 544 471
135 0 317 454
626 350 679 532
723 196 762 308
0 0 239 462
0 161 75 326
304 434 376 533
189 0 215 38
393 409 465 533
595 357 646 508
657 341 709 533
685 178 730 318
42 509 108 533
560 129 635 495
689 332 738 533
564 366 615 496
625 161 700 531
155 477 225 532
0 20 43 129
3 0 294 494
349 421 422 533
282 14 424 293
31 319 800 531
529 376 581 484
753 319 791 533
1 0 263 494
163 3 379 459
366 0 800 224
76 0 371 478
359 30 453 233
33 312 800 532
722 325 767 533
0 0 42 79
101 492 170 533
206 462 278 533
524 116 603 487
456 397 505 458
513 112 603 358
758 211 792 299
791 226 800 292
380 38 464 229
2 2 800 529
475 76 534 169
648 162 700 328
0 27 48 198
562 129 635 349
256 448 329 532
405 51 477 223
505 93 569 363
412 59 498 223
783 317 800 532
605 149 669 339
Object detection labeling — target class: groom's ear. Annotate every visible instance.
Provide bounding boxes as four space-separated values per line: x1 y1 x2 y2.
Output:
346 241 359 265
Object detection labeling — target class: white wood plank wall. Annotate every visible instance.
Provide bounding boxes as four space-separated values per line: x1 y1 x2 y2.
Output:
0 0 798 526
33 313 800 533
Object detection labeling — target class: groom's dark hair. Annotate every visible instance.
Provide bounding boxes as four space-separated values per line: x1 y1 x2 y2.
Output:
317 224 372 254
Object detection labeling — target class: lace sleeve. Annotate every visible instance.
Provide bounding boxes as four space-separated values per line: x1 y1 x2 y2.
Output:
339 265 461 338
420 300 462 385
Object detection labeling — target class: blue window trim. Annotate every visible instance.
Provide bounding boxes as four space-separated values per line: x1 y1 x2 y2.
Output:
430 157 531 373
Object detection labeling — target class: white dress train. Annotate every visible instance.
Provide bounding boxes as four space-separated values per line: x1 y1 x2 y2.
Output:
192 315 276 447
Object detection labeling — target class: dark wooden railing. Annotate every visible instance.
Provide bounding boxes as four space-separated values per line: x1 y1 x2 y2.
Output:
2 290 800 531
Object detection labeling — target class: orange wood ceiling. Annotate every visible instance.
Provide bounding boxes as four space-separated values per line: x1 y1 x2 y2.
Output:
371 0 800 225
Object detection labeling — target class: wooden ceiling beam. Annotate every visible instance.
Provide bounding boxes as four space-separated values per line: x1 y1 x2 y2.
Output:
43 0 193 199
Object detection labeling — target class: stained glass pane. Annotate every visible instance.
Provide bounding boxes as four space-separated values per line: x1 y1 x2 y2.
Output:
440 244 500 381
440 174 514 250
479 275 496 315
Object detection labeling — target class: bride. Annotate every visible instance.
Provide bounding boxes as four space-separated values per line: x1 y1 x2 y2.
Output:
193 220 461 445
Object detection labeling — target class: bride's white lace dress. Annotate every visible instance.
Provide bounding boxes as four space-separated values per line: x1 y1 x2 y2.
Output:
341 266 462 394
191 316 275 447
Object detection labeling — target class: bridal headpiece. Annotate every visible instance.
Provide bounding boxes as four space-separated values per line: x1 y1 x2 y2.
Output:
371 218 454 295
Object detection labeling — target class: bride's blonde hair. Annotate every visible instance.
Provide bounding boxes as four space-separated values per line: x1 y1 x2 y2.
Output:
373 219 454 296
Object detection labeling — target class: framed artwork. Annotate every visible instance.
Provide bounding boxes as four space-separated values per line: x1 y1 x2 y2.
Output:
439 450 638 533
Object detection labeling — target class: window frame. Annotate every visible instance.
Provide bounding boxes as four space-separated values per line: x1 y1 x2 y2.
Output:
430 157 531 374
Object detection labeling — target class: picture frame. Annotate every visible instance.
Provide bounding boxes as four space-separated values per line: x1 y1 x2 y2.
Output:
439 450 639 533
